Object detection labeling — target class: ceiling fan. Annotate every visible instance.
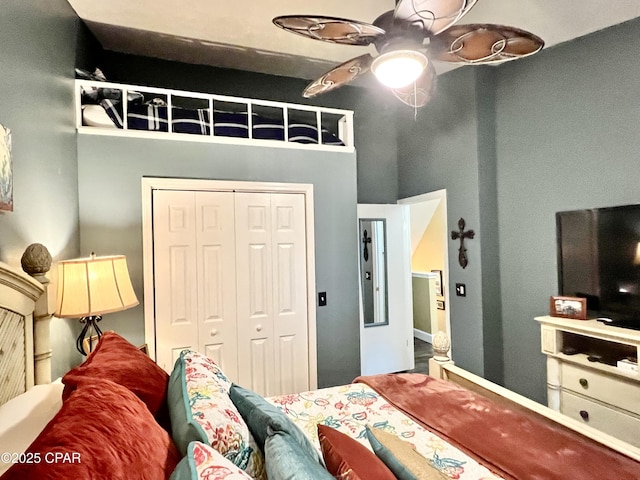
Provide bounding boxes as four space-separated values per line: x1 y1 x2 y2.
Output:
273 0 544 107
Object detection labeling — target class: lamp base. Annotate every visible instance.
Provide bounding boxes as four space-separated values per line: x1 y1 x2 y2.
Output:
77 315 103 356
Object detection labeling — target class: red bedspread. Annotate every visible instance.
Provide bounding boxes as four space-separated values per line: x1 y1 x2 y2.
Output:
355 373 640 480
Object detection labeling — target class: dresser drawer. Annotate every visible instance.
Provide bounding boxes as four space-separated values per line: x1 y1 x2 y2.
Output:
560 391 640 447
561 363 640 415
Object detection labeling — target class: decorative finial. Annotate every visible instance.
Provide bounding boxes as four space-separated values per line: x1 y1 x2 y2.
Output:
432 331 451 362
21 243 52 276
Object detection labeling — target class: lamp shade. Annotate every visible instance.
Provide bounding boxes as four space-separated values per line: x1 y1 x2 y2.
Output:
55 254 139 318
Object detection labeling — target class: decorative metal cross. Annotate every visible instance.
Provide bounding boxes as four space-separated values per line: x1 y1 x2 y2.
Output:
362 229 372 262
451 217 475 269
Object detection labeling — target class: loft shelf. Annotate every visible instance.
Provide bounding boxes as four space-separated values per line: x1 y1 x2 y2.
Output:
75 79 355 153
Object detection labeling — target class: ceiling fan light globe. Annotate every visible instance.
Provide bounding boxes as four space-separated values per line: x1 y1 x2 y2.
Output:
371 50 427 89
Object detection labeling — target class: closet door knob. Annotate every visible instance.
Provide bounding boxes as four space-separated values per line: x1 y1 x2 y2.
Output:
579 378 589 389
579 410 589 421
256 325 262 332
210 329 218 337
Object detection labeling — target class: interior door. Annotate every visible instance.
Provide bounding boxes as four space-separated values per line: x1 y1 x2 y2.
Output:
153 189 198 372
358 204 414 375
233 192 309 397
270 193 309 395
144 178 318 393
153 190 238 375
234 192 276 395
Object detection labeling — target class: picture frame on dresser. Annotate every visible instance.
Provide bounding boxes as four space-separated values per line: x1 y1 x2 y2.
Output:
550 295 588 320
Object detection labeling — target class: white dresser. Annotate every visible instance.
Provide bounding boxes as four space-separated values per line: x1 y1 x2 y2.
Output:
536 316 640 447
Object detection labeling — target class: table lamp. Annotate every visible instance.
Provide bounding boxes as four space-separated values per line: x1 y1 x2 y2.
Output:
55 253 138 355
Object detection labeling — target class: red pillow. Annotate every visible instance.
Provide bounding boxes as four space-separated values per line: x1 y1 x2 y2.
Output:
318 424 396 480
1 380 180 480
62 332 170 428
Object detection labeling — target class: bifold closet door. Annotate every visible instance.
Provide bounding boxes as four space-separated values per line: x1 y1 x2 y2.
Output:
235 192 309 397
153 190 238 376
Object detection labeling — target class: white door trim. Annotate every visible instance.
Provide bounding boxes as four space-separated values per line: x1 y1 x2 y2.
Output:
398 189 452 355
141 177 317 389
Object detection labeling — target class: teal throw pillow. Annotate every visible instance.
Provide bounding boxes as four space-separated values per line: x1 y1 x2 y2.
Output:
229 384 321 464
264 428 333 480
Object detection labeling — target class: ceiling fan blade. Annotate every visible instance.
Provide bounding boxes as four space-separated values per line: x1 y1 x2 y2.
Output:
273 15 386 46
429 24 544 64
303 54 373 98
393 0 479 36
391 61 437 108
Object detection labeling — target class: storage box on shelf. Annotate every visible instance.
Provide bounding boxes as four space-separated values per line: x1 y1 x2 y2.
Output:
536 316 640 447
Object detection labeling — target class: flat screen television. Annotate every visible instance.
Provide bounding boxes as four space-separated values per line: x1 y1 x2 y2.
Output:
556 204 640 330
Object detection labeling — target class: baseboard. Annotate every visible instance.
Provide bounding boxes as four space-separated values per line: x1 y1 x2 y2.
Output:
414 329 432 343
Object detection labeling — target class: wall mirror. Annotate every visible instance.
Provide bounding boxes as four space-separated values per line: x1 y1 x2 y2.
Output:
359 218 389 327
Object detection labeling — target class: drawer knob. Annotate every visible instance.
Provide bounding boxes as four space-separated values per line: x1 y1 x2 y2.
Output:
579 378 589 389
256 324 262 332
579 410 589 421
210 329 218 337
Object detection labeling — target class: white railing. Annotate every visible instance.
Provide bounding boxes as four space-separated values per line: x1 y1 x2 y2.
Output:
75 79 355 152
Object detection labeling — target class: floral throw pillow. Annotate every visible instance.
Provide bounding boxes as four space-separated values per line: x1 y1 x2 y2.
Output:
171 441 254 480
168 350 265 480
183 349 234 393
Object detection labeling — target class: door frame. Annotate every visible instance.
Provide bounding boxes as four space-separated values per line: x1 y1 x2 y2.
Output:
398 189 452 354
141 177 317 389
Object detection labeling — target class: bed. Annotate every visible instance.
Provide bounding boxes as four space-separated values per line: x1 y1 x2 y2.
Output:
1 248 639 480
75 74 354 152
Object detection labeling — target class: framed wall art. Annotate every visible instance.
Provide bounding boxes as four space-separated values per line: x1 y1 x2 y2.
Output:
0 123 13 212
432 269 443 296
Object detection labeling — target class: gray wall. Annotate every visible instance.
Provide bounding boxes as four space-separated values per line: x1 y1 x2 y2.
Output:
75 53 383 387
7 1 639 398
0 0 86 378
494 18 640 402
397 17 640 403
77 135 360 387
396 67 490 378
476 68 504 383
99 53 401 204
0 0 79 264
0 4 395 381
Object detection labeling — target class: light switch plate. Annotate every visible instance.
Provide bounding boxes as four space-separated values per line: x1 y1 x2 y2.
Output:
318 291 327 306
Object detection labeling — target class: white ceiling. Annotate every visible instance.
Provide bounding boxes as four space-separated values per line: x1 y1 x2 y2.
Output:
67 0 640 83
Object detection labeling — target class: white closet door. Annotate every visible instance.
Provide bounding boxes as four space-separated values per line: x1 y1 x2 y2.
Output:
153 190 199 372
154 190 237 375
235 193 276 395
195 192 239 381
271 193 309 395
152 186 309 394
234 192 308 396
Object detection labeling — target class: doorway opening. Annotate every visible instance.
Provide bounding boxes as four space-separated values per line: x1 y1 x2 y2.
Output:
398 189 451 361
